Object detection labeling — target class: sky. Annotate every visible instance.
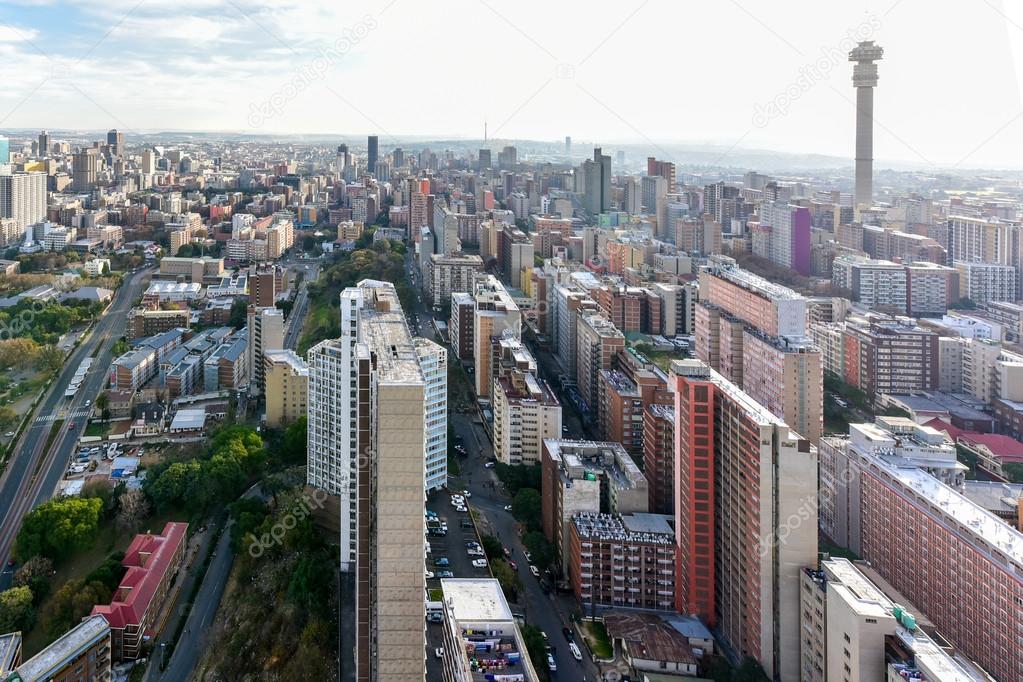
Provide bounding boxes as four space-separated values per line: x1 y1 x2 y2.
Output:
0 0 1022 169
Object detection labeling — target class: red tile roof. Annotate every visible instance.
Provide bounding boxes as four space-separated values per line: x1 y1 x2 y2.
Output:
958 433 1023 462
91 522 188 630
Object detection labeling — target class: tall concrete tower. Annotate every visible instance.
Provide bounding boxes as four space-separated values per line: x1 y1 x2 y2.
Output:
849 41 883 209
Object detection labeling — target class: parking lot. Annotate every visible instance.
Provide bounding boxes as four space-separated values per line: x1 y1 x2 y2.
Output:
424 487 492 680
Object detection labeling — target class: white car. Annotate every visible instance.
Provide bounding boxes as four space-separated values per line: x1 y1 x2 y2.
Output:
483 461 494 468
434 647 444 659
425 571 435 579
472 558 488 568
569 642 582 661
503 505 512 511
529 565 540 577
455 506 468 513
461 489 472 498
546 653 557 672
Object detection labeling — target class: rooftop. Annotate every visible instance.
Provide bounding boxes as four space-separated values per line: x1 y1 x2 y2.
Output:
91 523 187 630
573 512 674 544
355 280 424 384
440 578 513 622
264 349 309 375
12 615 109 682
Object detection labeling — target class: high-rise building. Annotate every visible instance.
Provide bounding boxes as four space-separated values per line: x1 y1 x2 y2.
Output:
0 136 8 164
582 147 611 215
472 275 521 397
0 172 46 241
850 41 883 209
263 349 308 428
695 258 822 442
755 201 812 276
37 130 50 157
307 281 428 682
415 337 448 492
646 156 676 189
4 615 111 681
366 135 378 174
564 135 571 156
478 148 491 170
72 147 100 191
107 128 124 157
493 369 561 465
575 313 625 415
820 421 1022 682
672 359 817 682
246 306 285 396
800 558 992 682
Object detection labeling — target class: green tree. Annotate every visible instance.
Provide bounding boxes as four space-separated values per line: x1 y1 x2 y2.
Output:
40 579 111 639
0 586 35 632
36 345 65 373
491 559 520 603
0 406 18 431
13 556 54 604
522 531 555 571
95 393 110 421
275 416 307 466
14 497 103 562
1003 462 1023 483
512 488 542 532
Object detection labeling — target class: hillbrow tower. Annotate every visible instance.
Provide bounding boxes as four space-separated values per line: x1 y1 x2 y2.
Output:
849 40 883 210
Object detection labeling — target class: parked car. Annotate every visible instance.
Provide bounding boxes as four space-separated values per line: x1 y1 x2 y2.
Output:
508 560 518 571
524 551 533 563
503 505 512 511
460 519 473 528
425 571 435 579
484 461 495 468
454 506 468 513
435 570 454 578
434 647 444 659
434 557 450 567
569 642 582 661
546 653 557 672
530 565 540 577
562 627 574 642
461 489 472 498
502 546 511 557
472 558 488 568
427 612 443 623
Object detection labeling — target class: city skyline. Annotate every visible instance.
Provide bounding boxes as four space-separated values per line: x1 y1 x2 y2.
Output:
0 1 1022 167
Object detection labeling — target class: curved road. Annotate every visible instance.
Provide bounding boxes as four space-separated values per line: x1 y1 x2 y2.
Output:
0 265 154 570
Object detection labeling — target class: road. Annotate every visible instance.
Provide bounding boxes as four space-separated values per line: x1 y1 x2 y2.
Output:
147 521 234 682
0 265 155 572
283 260 320 350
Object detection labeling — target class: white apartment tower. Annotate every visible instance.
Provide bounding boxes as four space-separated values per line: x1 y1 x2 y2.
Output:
0 172 47 243
306 280 430 682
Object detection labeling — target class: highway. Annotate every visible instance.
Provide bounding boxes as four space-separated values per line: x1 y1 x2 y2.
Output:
0 265 154 571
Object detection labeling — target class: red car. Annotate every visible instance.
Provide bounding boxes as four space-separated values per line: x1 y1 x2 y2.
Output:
508 560 518 571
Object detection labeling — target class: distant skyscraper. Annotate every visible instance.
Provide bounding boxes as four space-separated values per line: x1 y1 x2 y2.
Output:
367 135 378 174
392 147 404 168
850 41 883 209
106 129 124 157
337 143 350 171
0 136 8 164
37 130 50 157
0 172 47 242
478 148 492 171
582 147 611 215
72 147 99 191
564 135 571 156
141 149 155 175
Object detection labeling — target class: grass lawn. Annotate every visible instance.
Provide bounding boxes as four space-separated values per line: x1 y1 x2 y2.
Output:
84 421 112 438
580 619 613 660
428 587 443 601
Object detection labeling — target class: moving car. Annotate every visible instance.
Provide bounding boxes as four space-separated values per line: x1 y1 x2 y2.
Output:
569 642 582 661
484 461 495 468
530 565 540 577
434 647 444 659
562 627 574 642
503 505 512 511
546 653 557 672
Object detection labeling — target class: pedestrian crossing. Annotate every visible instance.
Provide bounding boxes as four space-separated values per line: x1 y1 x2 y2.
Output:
35 408 91 424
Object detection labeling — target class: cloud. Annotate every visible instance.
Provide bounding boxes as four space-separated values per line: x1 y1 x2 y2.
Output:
0 24 39 42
